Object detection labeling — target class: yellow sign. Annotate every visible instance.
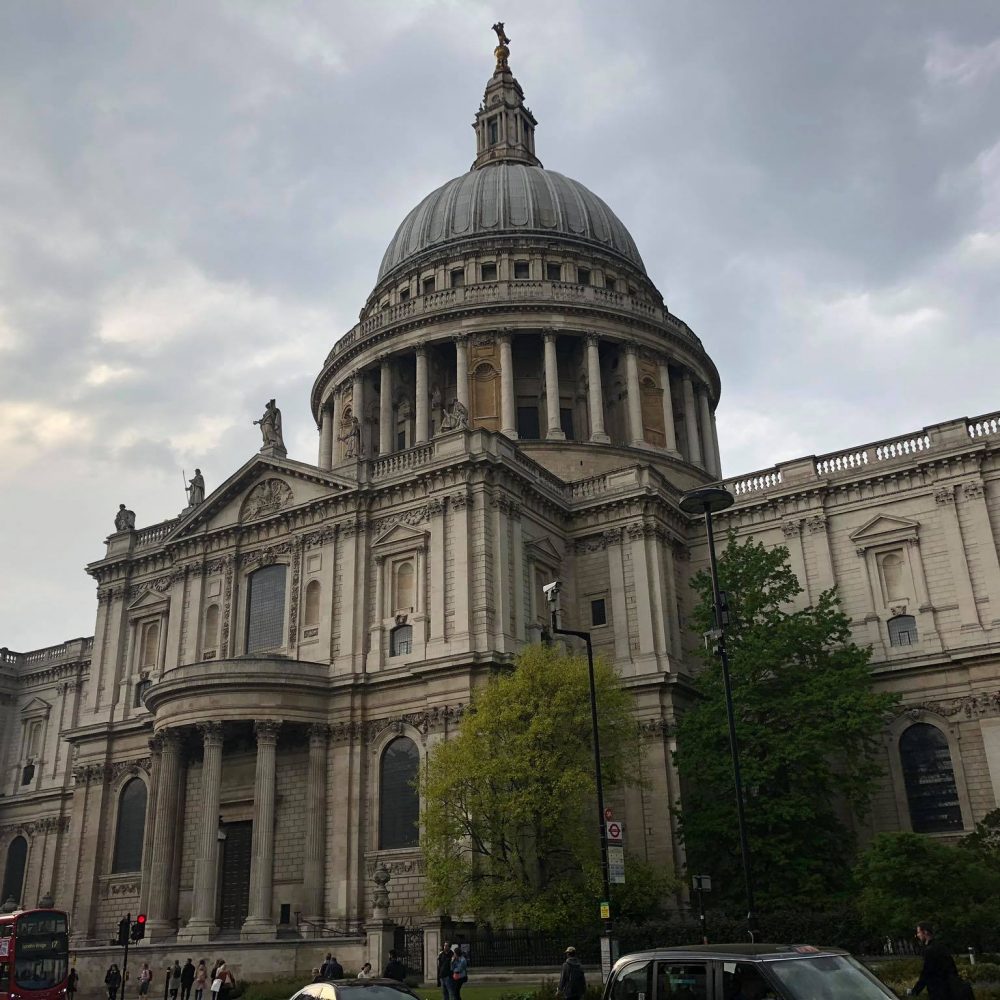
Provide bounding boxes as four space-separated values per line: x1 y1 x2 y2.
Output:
600 901 611 920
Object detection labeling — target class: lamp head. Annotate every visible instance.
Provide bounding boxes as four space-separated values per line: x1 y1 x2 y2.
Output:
678 486 735 516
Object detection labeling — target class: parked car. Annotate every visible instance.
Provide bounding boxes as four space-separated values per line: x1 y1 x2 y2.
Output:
602 944 897 1000
290 981 419 1000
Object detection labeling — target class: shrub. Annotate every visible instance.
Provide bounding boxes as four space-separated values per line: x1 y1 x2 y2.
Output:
241 978 308 1000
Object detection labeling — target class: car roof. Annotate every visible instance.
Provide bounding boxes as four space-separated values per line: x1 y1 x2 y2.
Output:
614 944 850 965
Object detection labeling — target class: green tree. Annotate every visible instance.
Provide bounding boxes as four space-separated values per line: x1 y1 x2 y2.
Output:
421 643 652 930
854 832 1000 947
961 807 1000 862
674 535 897 909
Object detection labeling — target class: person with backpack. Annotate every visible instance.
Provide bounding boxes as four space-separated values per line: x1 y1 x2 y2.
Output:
449 945 469 1000
558 946 586 1000
436 942 453 1000
105 964 122 1000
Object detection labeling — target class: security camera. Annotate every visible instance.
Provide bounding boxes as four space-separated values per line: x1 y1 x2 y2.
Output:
542 580 561 605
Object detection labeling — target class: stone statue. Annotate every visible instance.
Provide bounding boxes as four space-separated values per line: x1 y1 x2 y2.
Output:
372 861 391 920
253 399 285 453
339 415 362 459
440 397 469 432
114 504 136 532
186 468 205 506
492 21 510 46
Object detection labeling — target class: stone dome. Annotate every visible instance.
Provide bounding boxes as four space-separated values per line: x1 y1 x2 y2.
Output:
377 162 646 283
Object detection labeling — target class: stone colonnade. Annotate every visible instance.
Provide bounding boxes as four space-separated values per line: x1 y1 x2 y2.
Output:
143 719 326 943
317 331 722 476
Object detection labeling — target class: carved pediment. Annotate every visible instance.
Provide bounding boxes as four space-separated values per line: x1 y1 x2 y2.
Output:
850 514 920 549
127 588 171 613
240 478 294 521
20 697 51 719
526 535 562 564
373 521 428 552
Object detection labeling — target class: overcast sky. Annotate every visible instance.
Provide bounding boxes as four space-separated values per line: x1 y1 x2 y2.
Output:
2 1 998 650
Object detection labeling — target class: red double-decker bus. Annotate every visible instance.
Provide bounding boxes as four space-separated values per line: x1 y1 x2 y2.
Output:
0 908 69 1000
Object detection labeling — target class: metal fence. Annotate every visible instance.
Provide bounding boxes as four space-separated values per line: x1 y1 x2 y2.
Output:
454 928 600 967
395 926 425 977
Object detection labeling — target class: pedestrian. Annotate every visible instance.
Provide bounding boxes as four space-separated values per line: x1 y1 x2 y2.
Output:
170 961 181 1000
357 964 372 980
449 944 469 1000
67 968 78 999
181 960 195 1000
214 961 236 1000
382 950 405 982
327 956 344 980
105 963 122 1000
138 963 152 997
910 923 959 1000
194 962 208 1000
557 947 587 1000
320 954 333 980
312 969 323 983
436 942 453 1000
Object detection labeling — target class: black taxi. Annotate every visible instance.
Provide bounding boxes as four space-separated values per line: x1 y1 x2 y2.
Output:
602 944 896 1000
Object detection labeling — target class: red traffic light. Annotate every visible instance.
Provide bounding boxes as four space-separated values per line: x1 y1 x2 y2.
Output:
136 914 146 924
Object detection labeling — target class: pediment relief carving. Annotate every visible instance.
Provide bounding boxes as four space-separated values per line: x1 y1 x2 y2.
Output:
127 588 172 612
241 478 294 522
526 535 561 563
372 521 429 550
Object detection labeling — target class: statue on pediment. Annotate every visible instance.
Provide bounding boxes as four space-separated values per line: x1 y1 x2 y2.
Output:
186 468 205 506
254 399 285 453
114 504 136 532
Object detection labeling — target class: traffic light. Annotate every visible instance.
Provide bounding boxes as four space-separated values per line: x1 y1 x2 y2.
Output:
131 914 146 942
118 916 130 946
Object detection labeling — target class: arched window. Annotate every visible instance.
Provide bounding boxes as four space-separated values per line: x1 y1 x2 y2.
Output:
379 737 419 850
2 836 28 906
900 723 963 833
139 622 159 669
246 564 287 654
27 721 42 757
394 562 414 612
304 580 321 628
390 624 413 657
204 604 220 646
888 615 918 647
112 778 148 873
881 552 906 601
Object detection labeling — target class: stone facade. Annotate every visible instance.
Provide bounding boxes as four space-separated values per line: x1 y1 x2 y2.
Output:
2 37 1000 957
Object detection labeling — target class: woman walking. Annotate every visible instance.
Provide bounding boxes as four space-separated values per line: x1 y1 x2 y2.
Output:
450 945 468 1000
105 964 122 1000
194 961 208 1000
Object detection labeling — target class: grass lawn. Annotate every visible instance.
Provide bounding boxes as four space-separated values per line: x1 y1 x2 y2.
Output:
414 987 539 1000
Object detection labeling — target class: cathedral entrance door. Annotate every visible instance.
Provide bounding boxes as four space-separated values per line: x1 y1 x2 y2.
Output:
218 821 252 930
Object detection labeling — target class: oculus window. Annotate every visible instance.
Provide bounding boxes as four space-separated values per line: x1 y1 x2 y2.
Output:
246 564 287 654
112 777 148 873
900 722 963 833
379 736 419 849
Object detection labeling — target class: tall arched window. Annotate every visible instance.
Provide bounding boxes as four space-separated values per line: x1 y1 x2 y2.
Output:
379 737 419 850
304 580 321 628
888 615 918 647
139 622 159 669
881 552 906 601
204 604 220 647
2 835 27 906
900 723 963 833
394 562 414 612
112 778 148 873
246 565 287 654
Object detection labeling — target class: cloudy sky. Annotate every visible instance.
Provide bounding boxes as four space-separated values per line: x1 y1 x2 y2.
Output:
2 1 998 650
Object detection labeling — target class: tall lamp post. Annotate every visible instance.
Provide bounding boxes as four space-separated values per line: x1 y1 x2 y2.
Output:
678 485 758 941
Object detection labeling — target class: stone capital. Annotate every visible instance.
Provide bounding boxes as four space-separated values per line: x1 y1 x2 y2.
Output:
585 332 600 348
308 723 331 746
934 486 955 505
197 722 225 748
254 719 281 746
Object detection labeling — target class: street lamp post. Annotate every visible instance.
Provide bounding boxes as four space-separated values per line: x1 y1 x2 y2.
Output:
678 485 758 942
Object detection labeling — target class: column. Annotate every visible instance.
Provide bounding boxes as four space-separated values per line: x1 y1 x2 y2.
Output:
543 332 565 440
710 409 723 477
499 332 517 438
318 405 333 470
242 720 280 939
145 730 183 941
698 384 717 476
454 335 469 410
180 722 224 942
379 356 393 455
303 724 329 926
331 386 343 465
657 360 678 453
352 371 367 458
625 345 644 447
415 347 429 443
586 334 610 443
681 373 703 466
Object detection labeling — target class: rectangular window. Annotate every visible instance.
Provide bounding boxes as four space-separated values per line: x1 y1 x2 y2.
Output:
399 287 410 302
560 407 575 440
514 260 530 279
481 262 497 281
517 406 541 440
546 262 562 282
489 118 499 145
246 564 287 654
654 963 708 1000
422 276 436 294
577 267 591 286
591 598 607 627
606 275 617 292
450 268 465 288
397 430 407 451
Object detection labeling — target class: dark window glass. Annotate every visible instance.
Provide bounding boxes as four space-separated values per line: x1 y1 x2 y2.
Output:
653 963 708 1000
133 678 152 709
610 961 651 1000
399 288 410 302
379 737 419 849
900 723 963 833
397 430 407 451
606 275 617 292
481 262 497 281
112 777 147 873
390 625 413 657
546 262 562 282
488 118 499 145
514 261 530 279
2 836 27 905
20 763 34 786
279 903 290 924
517 406 541 440
450 269 465 288
577 267 591 286
591 599 607 627
560 407 575 440
888 615 918 646
722 963 781 1000
246 564 287 654
422 277 435 294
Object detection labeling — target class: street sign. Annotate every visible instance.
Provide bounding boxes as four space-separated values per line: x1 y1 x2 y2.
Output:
600 936 612 984
606 820 623 843
608 844 626 884
604 807 614 820
599 900 611 920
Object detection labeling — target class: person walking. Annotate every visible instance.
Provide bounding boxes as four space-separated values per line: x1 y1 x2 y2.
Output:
910 923 958 1000
67 968 78 1000
449 944 469 1000
320 954 333 980
436 942 453 1000
181 959 196 1000
214 961 236 1000
382 950 405 982
194 962 208 1000
169 961 182 1000
357 964 372 980
138 963 152 997
327 956 344 980
105 964 122 1000
558 947 587 1000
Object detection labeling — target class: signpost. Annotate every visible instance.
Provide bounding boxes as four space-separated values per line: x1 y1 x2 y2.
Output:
605 821 625 884
692 875 711 944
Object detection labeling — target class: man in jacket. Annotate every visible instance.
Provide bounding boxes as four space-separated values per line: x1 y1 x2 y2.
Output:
383 950 406 982
558 947 586 1000
911 923 958 1000
180 961 196 1000
327 957 344 980
436 942 453 1000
